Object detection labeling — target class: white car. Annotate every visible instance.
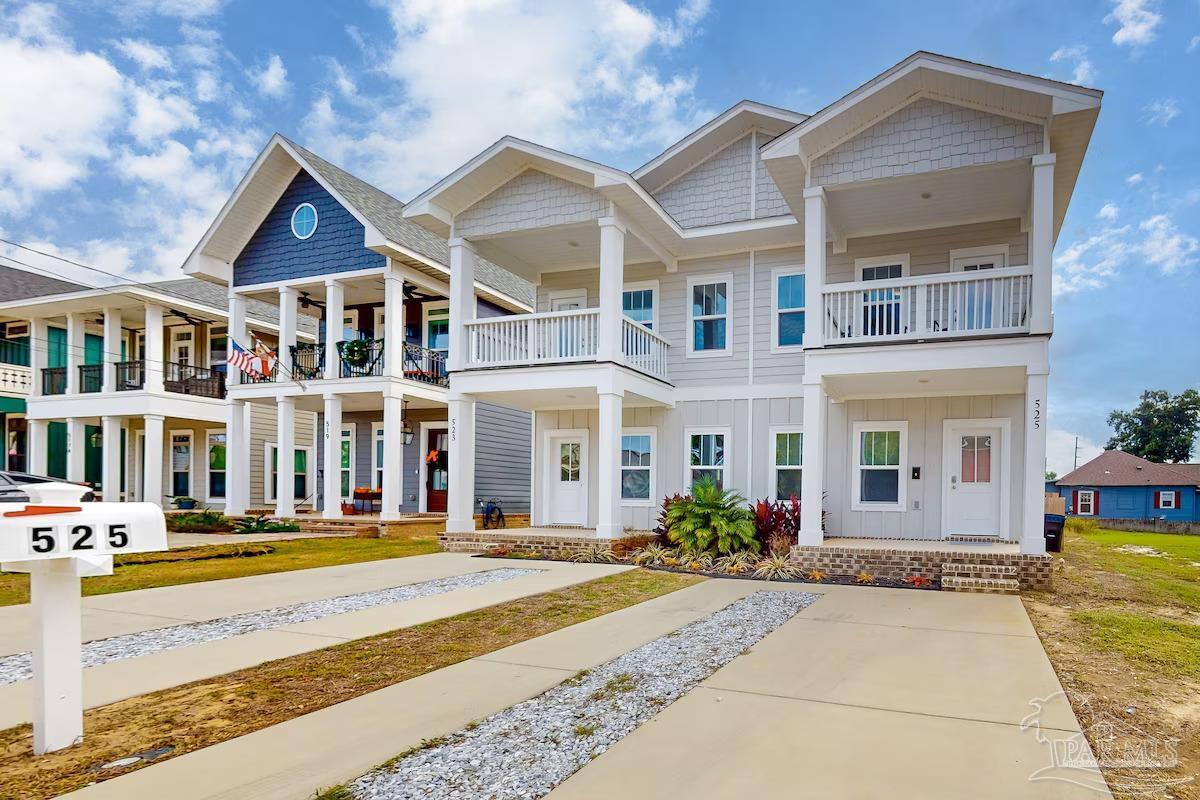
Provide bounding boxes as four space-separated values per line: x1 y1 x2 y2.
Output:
0 472 95 504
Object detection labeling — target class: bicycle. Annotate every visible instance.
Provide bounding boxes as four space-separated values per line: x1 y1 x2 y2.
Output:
479 497 506 529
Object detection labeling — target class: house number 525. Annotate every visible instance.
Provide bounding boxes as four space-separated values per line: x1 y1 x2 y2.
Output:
1032 399 1042 430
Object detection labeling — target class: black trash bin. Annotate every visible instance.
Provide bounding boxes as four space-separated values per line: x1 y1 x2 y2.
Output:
1044 513 1065 553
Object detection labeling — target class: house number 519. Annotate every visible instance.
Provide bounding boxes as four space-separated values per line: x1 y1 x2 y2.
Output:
1032 399 1042 430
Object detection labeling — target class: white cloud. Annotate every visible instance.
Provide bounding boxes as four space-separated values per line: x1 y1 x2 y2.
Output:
116 0 226 20
194 70 220 102
1189 35 1200 54
0 5 125 213
1104 0 1162 47
1144 98 1180 125
114 38 171 71
249 53 289 99
1125 172 1144 186
1138 214 1200 273
1096 203 1119 220
304 0 713 200
1049 45 1097 85
127 85 200 145
1047 429 1104 478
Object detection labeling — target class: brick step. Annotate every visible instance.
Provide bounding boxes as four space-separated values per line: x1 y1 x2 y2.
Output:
941 575 1020 594
940 562 1018 579
944 534 1008 543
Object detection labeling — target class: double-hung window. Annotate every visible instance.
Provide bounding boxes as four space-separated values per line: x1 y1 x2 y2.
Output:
852 422 906 511
206 430 226 500
622 282 656 330
267 445 310 501
371 423 385 489
170 432 192 498
772 270 805 349
688 274 731 355
1159 490 1178 510
772 428 802 500
686 427 728 490
620 429 654 504
339 425 355 500
1076 490 1095 516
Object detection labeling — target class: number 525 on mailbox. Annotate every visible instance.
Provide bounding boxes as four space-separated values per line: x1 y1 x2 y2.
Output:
0 503 167 564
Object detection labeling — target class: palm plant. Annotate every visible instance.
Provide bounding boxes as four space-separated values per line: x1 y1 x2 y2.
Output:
663 478 758 555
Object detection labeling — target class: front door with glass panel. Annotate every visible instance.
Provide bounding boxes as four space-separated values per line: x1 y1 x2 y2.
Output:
945 425 1002 537
425 428 449 513
860 264 903 337
548 433 587 526
549 291 586 360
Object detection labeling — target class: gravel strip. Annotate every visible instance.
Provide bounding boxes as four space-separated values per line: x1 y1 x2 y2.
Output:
350 588 818 800
0 567 538 686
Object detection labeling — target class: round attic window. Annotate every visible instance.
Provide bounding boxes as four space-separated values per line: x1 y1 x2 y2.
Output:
291 203 318 240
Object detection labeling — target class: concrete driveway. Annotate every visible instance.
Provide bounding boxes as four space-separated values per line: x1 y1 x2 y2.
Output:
549 583 1110 800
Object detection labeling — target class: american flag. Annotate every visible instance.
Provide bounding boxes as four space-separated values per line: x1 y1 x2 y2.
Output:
229 339 265 376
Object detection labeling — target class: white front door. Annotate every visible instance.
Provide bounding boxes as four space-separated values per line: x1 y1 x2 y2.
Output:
547 433 587 526
945 425 1002 537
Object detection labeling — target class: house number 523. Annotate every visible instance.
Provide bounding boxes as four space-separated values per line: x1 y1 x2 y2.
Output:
1032 398 1042 430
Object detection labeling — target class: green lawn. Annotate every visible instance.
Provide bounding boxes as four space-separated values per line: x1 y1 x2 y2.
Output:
1065 526 1200 609
0 536 441 607
1072 608 1200 680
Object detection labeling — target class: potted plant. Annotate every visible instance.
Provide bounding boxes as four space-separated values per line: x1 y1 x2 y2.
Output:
172 496 198 510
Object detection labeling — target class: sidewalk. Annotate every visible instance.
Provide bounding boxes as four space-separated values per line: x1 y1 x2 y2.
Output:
0 554 628 728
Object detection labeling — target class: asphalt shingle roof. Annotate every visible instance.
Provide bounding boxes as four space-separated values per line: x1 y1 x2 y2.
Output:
0 265 87 302
1056 450 1200 487
149 278 318 334
281 136 534 308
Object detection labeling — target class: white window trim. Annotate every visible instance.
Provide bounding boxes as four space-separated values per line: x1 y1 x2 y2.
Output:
417 420 448 513
769 426 803 501
168 429 193 499
547 288 588 311
949 244 1010 271
204 427 227 503
769 267 805 353
264 442 315 504
622 280 659 331
686 272 734 358
4 412 25 472
1160 490 1177 510
170 327 194 366
620 427 656 507
343 308 360 340
684 425 731 490
291 202 318 240
339 423 357 501
422 300 450 353
1076 489 1095 516
854 253 910 280
851 420 908 512
370 422 385 490
372 306 385 340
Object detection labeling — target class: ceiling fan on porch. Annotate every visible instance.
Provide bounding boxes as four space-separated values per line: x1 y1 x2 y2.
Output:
402 284 442 302
298 291 325 312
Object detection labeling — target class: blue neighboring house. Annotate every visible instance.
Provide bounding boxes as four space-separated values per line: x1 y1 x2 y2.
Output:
1051 450 1200 522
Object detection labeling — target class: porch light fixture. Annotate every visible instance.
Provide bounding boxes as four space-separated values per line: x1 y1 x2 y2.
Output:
401 400 414 446
89 429 103 448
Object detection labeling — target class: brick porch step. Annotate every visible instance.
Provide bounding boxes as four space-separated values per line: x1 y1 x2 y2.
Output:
941 575 1020 594
940 562 1018 579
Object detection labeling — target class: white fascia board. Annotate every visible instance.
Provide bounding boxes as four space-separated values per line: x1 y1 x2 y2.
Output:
183 253 232 284
805 336 1050 379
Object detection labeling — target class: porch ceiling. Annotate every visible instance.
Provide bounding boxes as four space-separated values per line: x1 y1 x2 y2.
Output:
471 222 664 282
823 365 1026 401
456 382 667 412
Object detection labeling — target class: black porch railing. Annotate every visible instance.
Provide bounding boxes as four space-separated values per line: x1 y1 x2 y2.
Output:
41 366 66 395
289 343 325 380
403 343 448 387
78 363 103 393
337 338 385 378
115 360 145 390
163 361 226 398
238 362 278 384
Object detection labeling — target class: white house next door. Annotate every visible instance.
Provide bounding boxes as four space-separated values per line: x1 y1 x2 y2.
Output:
945 424 1002 537
546 431 587 526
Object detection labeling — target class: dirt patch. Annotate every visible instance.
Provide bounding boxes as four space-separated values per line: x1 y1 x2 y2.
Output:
0 569 702 800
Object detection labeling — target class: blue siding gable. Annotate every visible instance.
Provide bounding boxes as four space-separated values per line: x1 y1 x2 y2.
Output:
1057 484 1200 521
233 170 386 286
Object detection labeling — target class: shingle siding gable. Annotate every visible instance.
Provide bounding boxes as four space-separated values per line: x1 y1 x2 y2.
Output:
455 169 608 239
233 170 386 286
653 134 752 228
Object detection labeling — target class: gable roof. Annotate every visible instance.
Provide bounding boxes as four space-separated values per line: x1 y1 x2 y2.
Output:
149 278 318 335
183 135 532 311
1056 450 1200 488
0 265 87 302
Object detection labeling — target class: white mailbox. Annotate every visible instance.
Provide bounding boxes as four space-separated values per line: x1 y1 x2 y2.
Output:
0 498 167 754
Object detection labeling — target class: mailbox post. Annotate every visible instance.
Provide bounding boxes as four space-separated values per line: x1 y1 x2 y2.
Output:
0 490 166 754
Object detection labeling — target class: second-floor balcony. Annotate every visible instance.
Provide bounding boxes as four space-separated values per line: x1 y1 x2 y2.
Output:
821 267 1033 346
0 364 31 396
239 341 448 387
463 310 670 382
40 360 226 399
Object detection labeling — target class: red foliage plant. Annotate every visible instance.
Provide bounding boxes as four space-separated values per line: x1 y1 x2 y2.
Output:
751 496 801 553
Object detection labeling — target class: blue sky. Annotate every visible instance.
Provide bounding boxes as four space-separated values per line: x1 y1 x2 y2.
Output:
0 0 1197 471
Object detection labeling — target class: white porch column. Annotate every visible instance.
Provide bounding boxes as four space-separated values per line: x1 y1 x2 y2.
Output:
1021 371 1049 555
101 416 121 501
447 239 476 372
143 304 165 393
324 279 344 380
383 271 405 377
596 390 624 539
1029 153 1056 335
65 313 85 394
278 287 298 381
65 418 85 484
102 307 121 393
380 388 404 520
322 394 344 519
803 187 827 349
798 378 826 545
226 400 249 515
597 216 626 363
28 419 48 475
446 393 476 532
29 318 47 398
143 414 164 505
227 292 247 385
275 396 296 517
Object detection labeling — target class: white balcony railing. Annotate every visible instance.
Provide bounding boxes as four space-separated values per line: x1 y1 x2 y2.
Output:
0 364 31 396
464 309 670 381
822 266 1033 345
